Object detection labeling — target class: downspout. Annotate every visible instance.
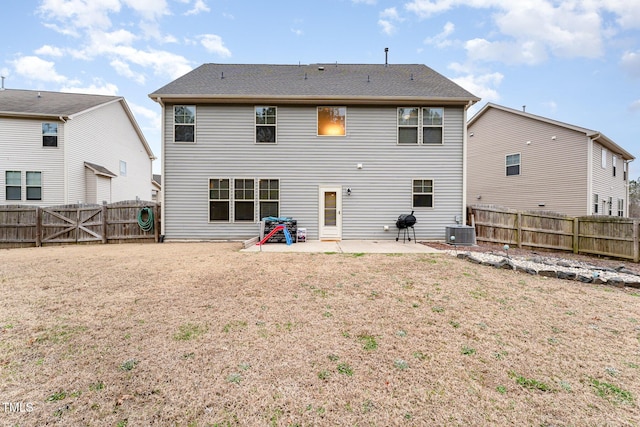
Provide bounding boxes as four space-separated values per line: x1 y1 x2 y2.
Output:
462 101 472 226
587 134 595 215
59 116 68 204
156 97 166 236
625 158 633 217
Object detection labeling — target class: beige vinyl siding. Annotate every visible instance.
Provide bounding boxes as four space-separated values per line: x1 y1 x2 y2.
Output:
65 101 152 203
591 142 627 215
467 108 588 216
163 104 466 240
0 117 65 205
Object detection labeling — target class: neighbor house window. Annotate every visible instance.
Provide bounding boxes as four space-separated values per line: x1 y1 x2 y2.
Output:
422 107 443 144
255 106 276 143
259 179 279 219
506 153 521 176
119 160 127 176
412 179 433 208
593 194 599 214
398 108 419 144
608 197 613 216
234 179 255 221
174 105 196 143
26 171 41 201
5 171 21 201
209 179 229 221
601 148 607 168
42 123 58 147
317 107 346 136
624 162 628 181
612 156 617 177
618 199 624 217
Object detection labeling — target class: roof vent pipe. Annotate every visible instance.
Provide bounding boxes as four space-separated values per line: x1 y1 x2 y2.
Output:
522 105 526 112
0 76 4 90
384 47 389 66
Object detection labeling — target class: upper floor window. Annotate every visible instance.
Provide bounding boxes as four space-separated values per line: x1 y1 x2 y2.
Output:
612 155 617 177
119 160 127 176
174 105 196 143
42 123 58 147
601 148 607 168
5 171 21 201
317 107 346 136
422 107 444 144
412 179 434 208
506 153 521 176
624 161 628 181
255 106 276 143
26 171 42 201
397 107 444 144
209 178 230 221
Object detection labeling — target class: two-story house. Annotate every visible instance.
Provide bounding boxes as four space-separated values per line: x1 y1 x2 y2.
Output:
0 89 156 206
150 63 479 241
467 103 635 217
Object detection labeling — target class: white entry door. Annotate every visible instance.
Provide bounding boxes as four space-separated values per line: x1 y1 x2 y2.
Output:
319 186 342 240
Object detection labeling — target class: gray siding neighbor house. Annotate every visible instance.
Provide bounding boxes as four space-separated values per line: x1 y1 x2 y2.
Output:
0 89 156 206
150 63 479 241
467 103 635 217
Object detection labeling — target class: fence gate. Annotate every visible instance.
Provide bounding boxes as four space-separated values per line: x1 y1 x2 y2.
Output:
41 204 104 244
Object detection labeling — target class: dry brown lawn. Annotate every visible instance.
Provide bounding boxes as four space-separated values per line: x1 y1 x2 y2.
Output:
1 242 639 426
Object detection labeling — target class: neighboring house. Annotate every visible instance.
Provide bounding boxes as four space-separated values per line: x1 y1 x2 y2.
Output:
0 89 156 206
152 174 162 202
467 103 635 217
149 63 479 241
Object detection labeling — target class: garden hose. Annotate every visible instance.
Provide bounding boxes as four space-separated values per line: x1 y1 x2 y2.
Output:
137 207 154 232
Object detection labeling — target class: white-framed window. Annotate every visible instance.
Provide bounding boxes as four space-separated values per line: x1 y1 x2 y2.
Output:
234 179 255 221
42 123 58 147
593 194 599 214
422 107 444 144
601 147 607 168
506 153 521 176
209 178 230 221
26 171 42 201
618 199 624 217
397 107 444 144
5 171 21 201
119 160 127 176
174 105 196 143
317 107 346 136
412 179 433 208
608 196 613 216
255 106 276 143
613 155 617 177
624 161 628 181
259 179 279 219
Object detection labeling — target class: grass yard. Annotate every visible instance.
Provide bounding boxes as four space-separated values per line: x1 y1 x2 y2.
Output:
1 242 639 426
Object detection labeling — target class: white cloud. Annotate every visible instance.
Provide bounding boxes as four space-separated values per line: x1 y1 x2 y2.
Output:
38 0 121 31
10 56 67 83
111 59 146 84
465 38 548 65
198 34 232 58
291 28 303 36
452 71 503 102
123 0 170 21
60 81 119 95
379 7 403 35
424 21 455 48
352 0 377 4
621 50 640 79
542 100 558 113
35 45 64 57
404 0 635 64
630 99 640 112
184 0 210 15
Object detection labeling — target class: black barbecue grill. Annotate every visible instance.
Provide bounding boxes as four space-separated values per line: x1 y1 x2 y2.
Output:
395 211 416 243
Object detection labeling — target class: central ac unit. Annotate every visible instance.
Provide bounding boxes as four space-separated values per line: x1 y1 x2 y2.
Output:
445 225 476 246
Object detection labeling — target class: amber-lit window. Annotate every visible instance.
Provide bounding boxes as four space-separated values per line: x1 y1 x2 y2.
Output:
317 107 346 136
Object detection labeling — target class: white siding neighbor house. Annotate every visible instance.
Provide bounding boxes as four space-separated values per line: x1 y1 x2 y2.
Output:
150 63 479 241
0 89 156 206
467 103 635 217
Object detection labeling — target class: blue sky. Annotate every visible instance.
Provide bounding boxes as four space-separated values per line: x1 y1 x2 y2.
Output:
2 0 639 175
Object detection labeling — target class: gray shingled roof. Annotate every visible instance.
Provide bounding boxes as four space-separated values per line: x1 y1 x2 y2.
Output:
149 63 479 103
84 161 117 178
0 89 121 118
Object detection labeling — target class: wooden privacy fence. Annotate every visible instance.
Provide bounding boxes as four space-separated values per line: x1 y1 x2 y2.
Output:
469 205 639 262
0 200 160 248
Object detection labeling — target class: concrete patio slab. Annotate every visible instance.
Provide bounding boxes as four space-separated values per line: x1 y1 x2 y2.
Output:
240 240 442 254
